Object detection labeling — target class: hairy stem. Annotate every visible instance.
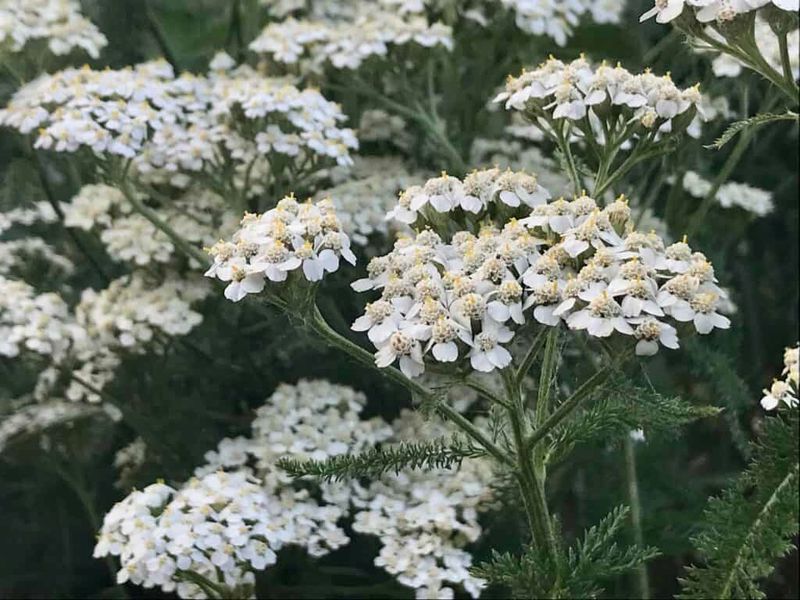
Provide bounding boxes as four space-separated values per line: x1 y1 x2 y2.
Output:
624 436 650 599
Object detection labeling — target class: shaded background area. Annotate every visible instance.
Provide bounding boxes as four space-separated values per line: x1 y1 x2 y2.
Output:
0 0 797 598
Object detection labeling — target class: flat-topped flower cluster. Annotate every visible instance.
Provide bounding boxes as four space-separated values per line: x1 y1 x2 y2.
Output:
761 344 799 410
0 0 107 58
95 379 493 599
640 0 798 25
93 471 280 599
351 170 730 377
250 12 453 71
205 197 357 301
496 56 701 137
0 59 357 180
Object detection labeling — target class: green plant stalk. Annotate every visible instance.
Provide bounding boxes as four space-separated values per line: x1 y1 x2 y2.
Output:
557 122 583 195
624 436 650 600
118 178 209 265
502 369 560 593
524 348 632 453
304 304 512 466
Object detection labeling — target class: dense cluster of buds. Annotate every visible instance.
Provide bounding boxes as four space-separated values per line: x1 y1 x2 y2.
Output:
352 170 730 377
0 59 357 181
496 56 701 140
0 0 107 57
761 344 799 410
205 197 357 301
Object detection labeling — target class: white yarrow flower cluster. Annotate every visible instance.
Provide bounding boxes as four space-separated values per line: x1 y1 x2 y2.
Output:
0 275 82 359
352 171 730 377
682 170 774 216
93 472 281 599
249 12 453 71
496 56 701 138
0 0 107 57
761 344 799 410
0 60 357 176
500 0 624 45
352 409 493 599
205 197 357 301
640 0 798 24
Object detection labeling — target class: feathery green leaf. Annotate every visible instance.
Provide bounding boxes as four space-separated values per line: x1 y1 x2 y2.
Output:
706 111 798 150
277 436 486 482
679 410 799 599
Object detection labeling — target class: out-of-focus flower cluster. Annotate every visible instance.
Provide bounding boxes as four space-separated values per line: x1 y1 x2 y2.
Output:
706 18 800 78
255 0 623 58
0 0 107 58
205 196 357 301
681 170 774 216
0 399 112 454
351 170 731 377
63 184 238 266
761 344 799 410
313 156 424 245
640 0 798 25
352 409 493 599
250 13 452 72
0 275 82 359
0 58 357 184
496 56 701 140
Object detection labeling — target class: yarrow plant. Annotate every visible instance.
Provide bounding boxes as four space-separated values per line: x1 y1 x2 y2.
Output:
1 1 798 599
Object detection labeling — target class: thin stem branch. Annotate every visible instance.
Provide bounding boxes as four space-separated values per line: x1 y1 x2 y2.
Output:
515 327 548 385
306 304 512 466
119 178 208 265
624 436 650 599
525 349 631 453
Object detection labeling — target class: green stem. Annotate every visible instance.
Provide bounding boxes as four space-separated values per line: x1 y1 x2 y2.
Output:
502 369 560 594
515 327 548 386
525 349 631 453
118 178 208 265
306 305 512 466
143 0 182 73
535 330 560 429
686 91 777 236
557 123 582 195
777 32 795 96
624 436 649 600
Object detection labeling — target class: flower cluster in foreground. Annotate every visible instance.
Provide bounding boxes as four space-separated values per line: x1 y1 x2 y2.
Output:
95 379 493 599
496 56 700 138
761 344 799 410
205 197 356 301
351 170 730 377
0 0 107 57
94 471 280 598
640 0 798 25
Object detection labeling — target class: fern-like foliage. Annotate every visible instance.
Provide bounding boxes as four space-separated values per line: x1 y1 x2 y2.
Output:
686 338 754 459
549 382 720 463
277 436 485 482
679 410 799 599
473 506 659 599
707 111 799 149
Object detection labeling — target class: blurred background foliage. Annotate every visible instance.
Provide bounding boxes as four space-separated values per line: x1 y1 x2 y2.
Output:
0 0 797 598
